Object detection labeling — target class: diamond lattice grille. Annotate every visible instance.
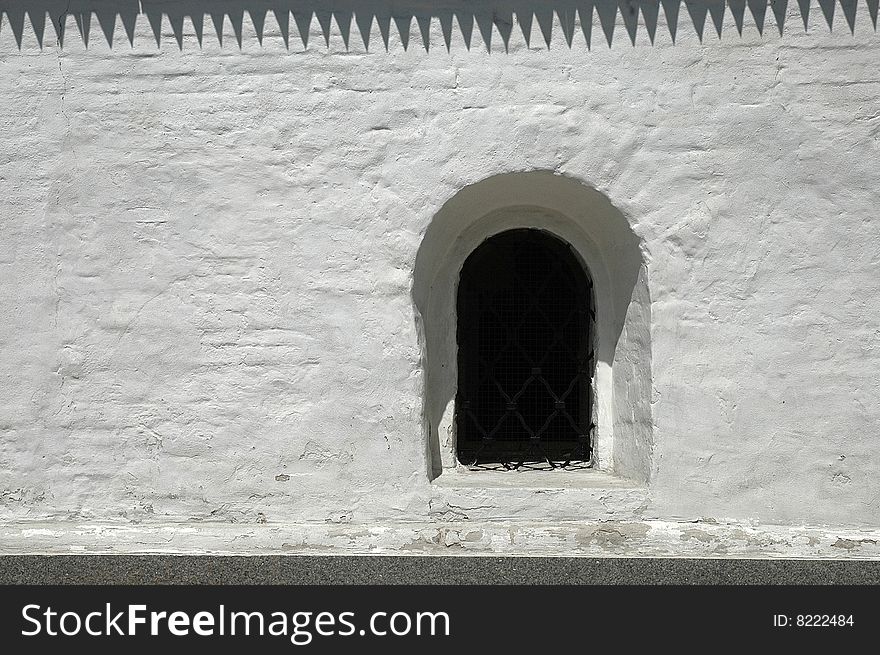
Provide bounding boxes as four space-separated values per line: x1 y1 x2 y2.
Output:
456 229 594 470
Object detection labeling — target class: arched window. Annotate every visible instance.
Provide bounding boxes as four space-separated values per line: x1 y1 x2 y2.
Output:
413 172 651 482
455 229 594 470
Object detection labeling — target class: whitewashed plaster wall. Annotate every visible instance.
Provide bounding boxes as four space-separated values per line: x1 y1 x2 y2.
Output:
1 2 879 556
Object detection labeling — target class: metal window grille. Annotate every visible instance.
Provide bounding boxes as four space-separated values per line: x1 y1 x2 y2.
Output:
455 229 595 470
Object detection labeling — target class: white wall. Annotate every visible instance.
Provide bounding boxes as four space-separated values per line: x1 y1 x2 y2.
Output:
1 3 879 555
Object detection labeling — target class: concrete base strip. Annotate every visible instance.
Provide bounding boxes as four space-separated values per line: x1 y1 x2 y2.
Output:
1 519 879 560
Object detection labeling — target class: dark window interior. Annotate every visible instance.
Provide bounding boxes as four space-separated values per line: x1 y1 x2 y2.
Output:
455 229 595 470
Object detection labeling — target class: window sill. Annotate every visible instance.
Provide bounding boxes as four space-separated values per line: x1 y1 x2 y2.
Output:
428 467 648 522
432 467 644 490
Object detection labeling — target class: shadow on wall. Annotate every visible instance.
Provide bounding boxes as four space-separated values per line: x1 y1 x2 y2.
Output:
1 0 876 50
412 172 652 482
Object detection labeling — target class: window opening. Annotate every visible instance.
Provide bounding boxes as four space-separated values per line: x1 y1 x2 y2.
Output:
456 229 595 470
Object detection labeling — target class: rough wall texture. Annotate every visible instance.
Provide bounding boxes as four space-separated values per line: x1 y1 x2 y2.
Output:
1 2 879 555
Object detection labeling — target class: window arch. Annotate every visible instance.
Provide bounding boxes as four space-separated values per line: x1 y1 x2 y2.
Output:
412 172 652 483
455 229 595 470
